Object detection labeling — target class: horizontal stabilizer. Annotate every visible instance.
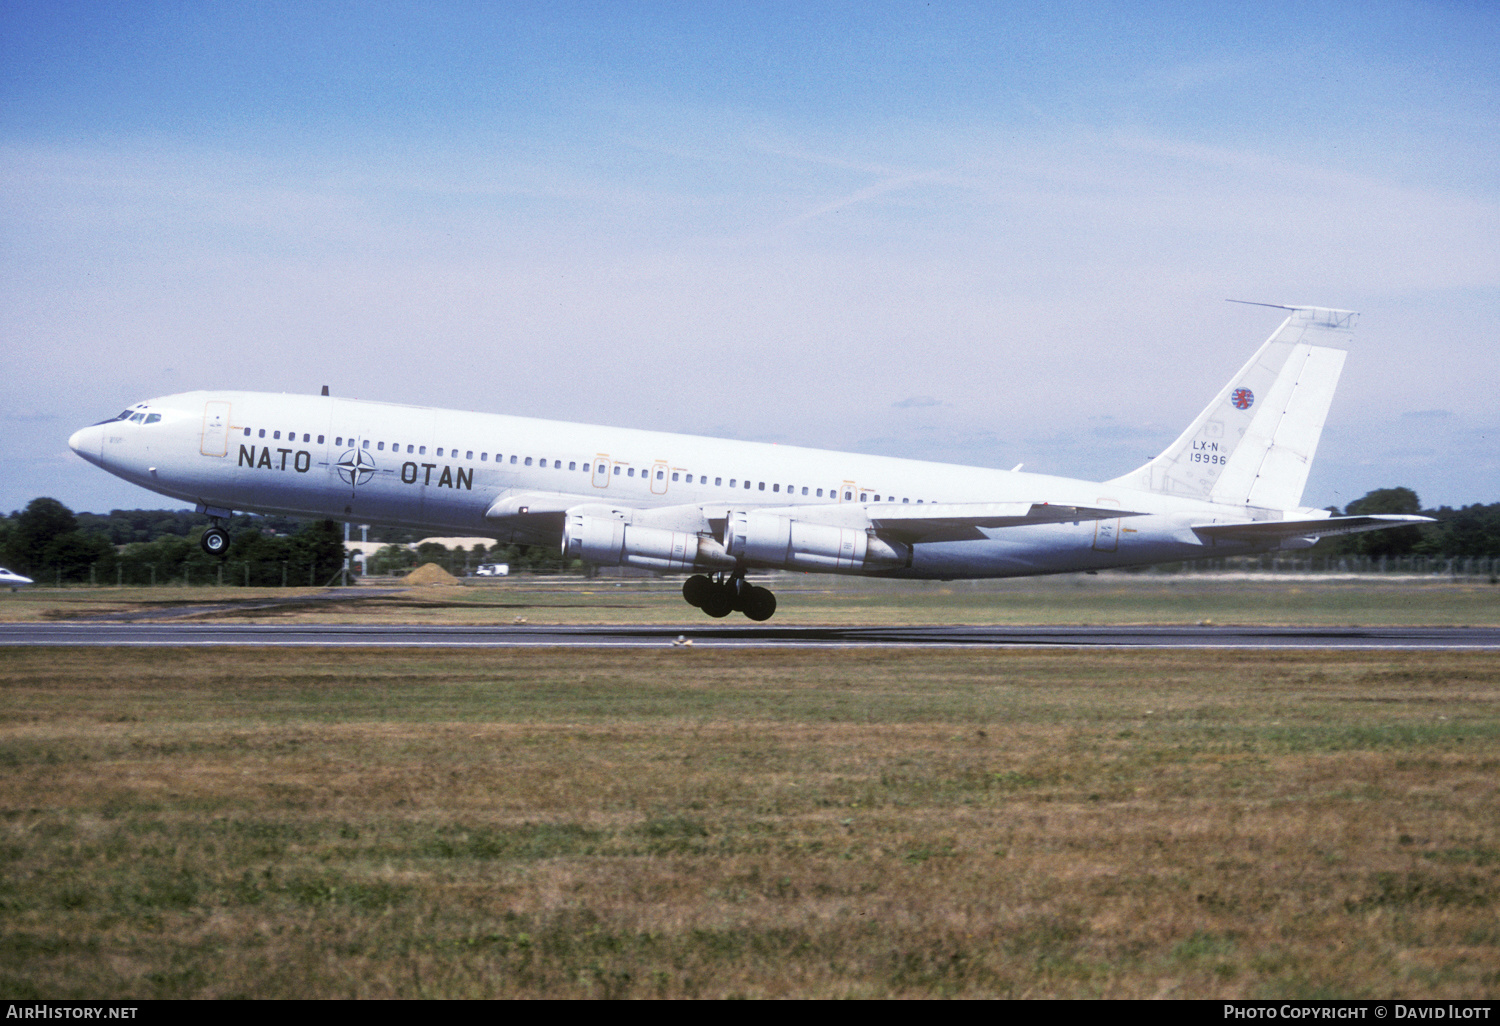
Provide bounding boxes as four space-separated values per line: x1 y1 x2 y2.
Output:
1192 514 1433 544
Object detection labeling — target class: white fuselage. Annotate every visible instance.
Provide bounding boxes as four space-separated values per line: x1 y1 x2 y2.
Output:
68 389 1291 579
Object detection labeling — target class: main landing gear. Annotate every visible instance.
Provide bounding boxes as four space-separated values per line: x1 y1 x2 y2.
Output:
682 573 777 622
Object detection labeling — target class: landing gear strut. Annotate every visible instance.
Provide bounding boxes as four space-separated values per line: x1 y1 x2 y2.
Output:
682 573 776 622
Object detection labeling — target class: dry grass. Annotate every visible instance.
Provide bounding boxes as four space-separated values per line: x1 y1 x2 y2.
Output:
3 573 1498 625
2 646 1498 998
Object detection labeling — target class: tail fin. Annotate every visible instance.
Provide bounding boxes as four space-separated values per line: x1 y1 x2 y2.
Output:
1108 305 1355 510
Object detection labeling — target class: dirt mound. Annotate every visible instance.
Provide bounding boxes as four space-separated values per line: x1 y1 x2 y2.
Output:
403 562 460 586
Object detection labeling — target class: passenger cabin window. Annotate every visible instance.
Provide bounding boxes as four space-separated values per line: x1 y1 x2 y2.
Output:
437 448 444 457
716 478 723 486
466 451 473 460
758 482 765 491
628 468 635 477
318 435 325 444
801 487 808 495
569 461 576 471
614 466 621 475
377 442 384 450
772 484 779 492
524 457 532 466
362 440 370 449
244 428 251 436
260 429 267 438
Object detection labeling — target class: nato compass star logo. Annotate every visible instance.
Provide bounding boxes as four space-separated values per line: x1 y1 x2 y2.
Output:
336 448 377 486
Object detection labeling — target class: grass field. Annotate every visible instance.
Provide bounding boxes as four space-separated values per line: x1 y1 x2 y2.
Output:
3 646 1498 998
3 572 1498 625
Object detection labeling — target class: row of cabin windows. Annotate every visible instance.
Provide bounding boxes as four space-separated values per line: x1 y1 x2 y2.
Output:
239 427 929 503
246 428 324 444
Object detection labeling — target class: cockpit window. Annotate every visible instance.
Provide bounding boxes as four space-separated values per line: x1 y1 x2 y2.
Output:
144 413 161 424
92 409 137 426
128 413 146 423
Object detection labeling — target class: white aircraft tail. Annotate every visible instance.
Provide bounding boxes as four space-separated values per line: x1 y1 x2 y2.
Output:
1108 305 1355 510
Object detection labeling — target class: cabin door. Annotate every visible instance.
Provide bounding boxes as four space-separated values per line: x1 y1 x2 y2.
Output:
201 401 231 457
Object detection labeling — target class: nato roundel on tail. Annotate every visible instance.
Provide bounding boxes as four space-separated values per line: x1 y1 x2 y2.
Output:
1108 305 1356 511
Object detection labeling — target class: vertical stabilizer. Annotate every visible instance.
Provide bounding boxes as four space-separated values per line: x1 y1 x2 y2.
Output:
1107 306 1354 510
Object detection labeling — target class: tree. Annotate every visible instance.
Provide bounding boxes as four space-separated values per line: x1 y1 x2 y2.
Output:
294 520 347 585
10 498 79 574
367 544 417 576
1344 487 1424 558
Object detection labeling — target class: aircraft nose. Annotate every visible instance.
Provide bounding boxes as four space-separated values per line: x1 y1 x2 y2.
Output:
68 424 104 467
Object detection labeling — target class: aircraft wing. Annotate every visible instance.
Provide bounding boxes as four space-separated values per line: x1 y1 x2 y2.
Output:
484 492 582 519
865 502 1145 542
481 492 581 544
1191 514 1433 543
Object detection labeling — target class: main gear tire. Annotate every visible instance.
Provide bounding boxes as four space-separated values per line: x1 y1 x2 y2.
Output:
682 574 713 608
743 586 777 622
701 584 735 618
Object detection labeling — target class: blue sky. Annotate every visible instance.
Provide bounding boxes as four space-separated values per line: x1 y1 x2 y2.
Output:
3 1 1497 515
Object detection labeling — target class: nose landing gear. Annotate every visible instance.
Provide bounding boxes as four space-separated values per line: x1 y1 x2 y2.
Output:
682 573 777 622
200 527 230 556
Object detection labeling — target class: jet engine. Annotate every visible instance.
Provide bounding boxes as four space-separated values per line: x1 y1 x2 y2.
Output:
724 511 908 571
562 513 734 571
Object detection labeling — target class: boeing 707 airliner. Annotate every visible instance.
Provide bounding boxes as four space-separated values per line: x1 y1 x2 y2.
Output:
67 305 1429 620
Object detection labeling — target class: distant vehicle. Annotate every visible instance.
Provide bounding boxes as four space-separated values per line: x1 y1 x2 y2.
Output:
474 563 510 577
0 567 34 589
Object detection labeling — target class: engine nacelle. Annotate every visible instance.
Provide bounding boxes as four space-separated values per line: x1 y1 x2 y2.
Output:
724 511 908 572
562 513 733 571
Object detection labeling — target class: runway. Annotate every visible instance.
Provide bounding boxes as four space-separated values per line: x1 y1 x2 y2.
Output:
4 622 1499 649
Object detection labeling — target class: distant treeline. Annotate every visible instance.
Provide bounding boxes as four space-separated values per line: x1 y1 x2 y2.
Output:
1316 488 1500 560
0 498 573 585
1 488 1496 586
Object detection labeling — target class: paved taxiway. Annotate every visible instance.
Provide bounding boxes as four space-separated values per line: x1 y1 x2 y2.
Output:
3 623 1498 649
